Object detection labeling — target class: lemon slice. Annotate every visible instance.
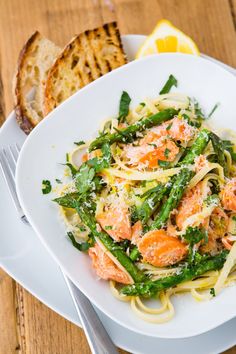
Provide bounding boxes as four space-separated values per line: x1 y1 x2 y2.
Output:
136 19 200 58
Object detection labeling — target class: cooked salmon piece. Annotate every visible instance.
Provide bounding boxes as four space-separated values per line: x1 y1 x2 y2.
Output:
124 138 179 168
220 178 236 212
194 154 208 172
138 229 187 267
150 116 195 143
176 183 202 230
166 116 195 142
96 205 131 241
131 220 143 244
88 243 132 284
123 117 194 169
139 139 179 168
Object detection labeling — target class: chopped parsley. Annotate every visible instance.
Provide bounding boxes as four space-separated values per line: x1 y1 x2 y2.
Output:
158 160 170 168
164 148 170 158
118 91 131 123
210 288 216 297
182 226 208 246
74 140 86 146
232 216 236 222
105 225 113 230
55 178 62 184
75 164 95 195
182 227 208 264
148 143 158 148
140 102 146 107
42 180 52 194
66 153 69 162
78 224 87 232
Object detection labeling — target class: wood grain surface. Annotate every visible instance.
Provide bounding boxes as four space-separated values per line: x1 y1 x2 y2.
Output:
0 0 235 353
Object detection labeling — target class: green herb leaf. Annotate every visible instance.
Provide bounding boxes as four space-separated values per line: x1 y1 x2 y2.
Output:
208 103 220 119
55 178 62 184
75 164 95 195
105 225 113 230
182 113 202 128
67 232 93 252
158 160 170 168
74 140 86 146
87 143 111 172
42 180 52 194
159 74 178 94
182 226 208 246
210 287 216 297
118 91 131 123
193 98 205 119
164 148 170 158
66 153 69 162
78 224 87 232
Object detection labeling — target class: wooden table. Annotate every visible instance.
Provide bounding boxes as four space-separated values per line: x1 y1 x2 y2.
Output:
0 0 235 353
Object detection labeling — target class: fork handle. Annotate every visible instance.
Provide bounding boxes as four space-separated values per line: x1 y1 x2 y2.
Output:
63 273 119 354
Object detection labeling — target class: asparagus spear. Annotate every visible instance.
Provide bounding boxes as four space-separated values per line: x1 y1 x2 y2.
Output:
138 129 211 225
151 168 193 229
150 129 211 229
137 183 171 223
178 128 210 166
210 132 228 176
53 194 146 283
89 108 178 151
76 204 147 283
121 250 229 297
54 193 80 208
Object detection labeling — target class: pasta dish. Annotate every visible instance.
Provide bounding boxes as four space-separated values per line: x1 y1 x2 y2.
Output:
53 75 236 323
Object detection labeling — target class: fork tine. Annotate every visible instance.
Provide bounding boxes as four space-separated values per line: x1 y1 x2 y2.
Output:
15 143 21 154
2 148 16 178
9 145 18 165
0 148 26 220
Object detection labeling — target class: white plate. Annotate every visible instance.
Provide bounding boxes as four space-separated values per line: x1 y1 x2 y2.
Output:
1 34 236 351
1 109 236 354
15 48 236 338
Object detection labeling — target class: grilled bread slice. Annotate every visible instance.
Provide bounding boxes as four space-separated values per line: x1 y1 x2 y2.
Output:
13 31 61 134
44 22 127 115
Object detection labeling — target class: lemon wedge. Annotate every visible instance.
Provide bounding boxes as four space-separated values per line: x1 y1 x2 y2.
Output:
136 19 200 58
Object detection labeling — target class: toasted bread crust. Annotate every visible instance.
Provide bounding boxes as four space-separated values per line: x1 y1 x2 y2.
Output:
14 31 41 134
44 22 127 115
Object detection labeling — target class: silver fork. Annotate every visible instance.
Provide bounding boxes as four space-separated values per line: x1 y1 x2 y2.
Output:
0 145 119 354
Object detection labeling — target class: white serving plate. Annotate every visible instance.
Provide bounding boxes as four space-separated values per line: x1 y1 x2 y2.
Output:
15 42 236 338
1 34 236 352
1 109 236 354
